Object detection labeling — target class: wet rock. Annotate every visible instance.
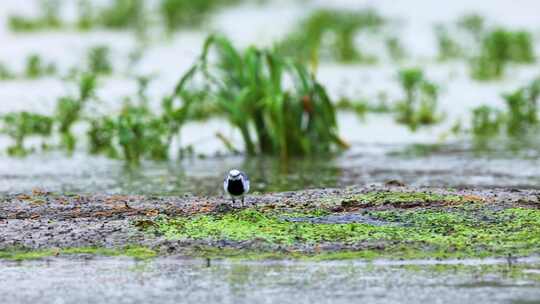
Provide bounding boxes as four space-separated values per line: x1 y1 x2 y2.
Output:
385 180 406 187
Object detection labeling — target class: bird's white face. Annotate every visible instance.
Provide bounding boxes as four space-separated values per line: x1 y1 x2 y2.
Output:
228 169 241 180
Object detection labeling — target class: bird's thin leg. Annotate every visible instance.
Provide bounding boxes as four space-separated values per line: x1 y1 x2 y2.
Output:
241 196 245 207
232 197 236 206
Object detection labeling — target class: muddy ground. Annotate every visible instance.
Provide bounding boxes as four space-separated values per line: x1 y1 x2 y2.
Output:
1 185 539 256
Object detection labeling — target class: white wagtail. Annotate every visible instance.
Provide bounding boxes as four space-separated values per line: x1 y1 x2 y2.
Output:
223 169 250 206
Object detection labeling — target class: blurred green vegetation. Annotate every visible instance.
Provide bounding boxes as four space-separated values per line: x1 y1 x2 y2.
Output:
160 0 240 31
395 68 443 130
470 77 540 141
56 73 98 152
0 73 97 155
470 106 503 139
0 35 346 163
9 0 147 33
99 0 145 30
113 102 169 164
471 29 535 80
435 14 485 61
25 54 57 79
435 25 464 61
385 36 408 62
87 76 187 165
8 0 63 32
436 14 536 80
2 3 540 162
86 46 113 75
276 9 385 63
336 98 392 117
0 54 58 81
1 112 53 156
8 0 242 33
0 62 15 80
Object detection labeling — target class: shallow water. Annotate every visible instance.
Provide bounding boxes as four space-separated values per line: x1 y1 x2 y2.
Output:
2 138 540 195
1 257 539 304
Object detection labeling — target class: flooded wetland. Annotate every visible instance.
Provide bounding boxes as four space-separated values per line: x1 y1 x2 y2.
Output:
1 0 540 303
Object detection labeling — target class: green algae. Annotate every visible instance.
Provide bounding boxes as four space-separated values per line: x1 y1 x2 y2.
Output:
319 191 481 209
154 209 390 245
0 246 156 261
148 199 540 260
340 191 473 207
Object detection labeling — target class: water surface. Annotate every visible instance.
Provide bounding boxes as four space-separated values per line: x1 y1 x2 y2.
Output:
1 257 539 304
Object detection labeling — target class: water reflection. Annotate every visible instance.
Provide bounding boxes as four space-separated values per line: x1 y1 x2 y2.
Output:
114 155 342 195
1 141 540 195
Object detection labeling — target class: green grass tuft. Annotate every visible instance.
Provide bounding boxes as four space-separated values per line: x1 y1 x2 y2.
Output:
172 35 347 158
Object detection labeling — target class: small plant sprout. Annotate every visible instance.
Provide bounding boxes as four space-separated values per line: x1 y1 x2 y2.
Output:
55 73 98 152
88 77 175 165
336 97 392 117
8 0 63 32
435 14 536 80
160 0 240 31
1 112 54 156
99 0 146 30
434 25 463 61
395 68 443 130
435 14 486 61
471 29 535 80
0 62 15 80
87 46 113 75
9 0 238 33
385 37 407 62
87 99 170 165
503 78 539 136
469 77 540 141
25 54 57 79
471 105 504 138
76 0 95 31
457 14 485 41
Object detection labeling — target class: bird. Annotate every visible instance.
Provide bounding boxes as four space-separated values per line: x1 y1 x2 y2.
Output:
223 169 250 206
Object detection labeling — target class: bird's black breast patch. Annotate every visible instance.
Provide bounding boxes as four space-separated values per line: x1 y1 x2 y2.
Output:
227 179 245 196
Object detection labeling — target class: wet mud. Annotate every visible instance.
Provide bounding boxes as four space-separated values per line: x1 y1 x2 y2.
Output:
1 186 538 256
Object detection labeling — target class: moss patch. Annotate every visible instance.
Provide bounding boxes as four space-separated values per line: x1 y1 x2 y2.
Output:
0 246 156 261
339 191 482 208
148 203 540 260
